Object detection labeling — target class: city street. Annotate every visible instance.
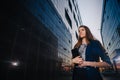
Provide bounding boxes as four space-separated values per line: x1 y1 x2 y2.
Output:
1 0 120 80
59 73 120 80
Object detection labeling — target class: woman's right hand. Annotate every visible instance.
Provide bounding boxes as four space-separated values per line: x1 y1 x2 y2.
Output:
72 56 83 64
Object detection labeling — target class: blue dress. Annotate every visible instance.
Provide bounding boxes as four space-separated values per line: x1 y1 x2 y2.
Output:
72 40 112 80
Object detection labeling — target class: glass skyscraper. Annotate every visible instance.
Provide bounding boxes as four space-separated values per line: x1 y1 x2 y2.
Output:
0 0 82 80
101 0 120 72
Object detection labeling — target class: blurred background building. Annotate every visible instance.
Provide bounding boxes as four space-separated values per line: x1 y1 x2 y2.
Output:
0 0 82 80
101 0 120 73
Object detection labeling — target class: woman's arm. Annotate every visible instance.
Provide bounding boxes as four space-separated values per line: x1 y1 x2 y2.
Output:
79 61 111 68
91 40 112 67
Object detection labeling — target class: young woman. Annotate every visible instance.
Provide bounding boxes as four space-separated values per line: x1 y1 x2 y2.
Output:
71 25 112 80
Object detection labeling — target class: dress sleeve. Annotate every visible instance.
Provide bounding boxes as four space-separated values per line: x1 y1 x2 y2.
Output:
94 40 112 66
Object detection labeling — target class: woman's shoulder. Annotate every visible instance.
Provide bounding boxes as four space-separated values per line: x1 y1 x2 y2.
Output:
90 39 99 43
90 40 105 51
90 40 101 46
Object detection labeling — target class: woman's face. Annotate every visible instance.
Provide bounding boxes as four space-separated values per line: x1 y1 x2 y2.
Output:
78 27 86 38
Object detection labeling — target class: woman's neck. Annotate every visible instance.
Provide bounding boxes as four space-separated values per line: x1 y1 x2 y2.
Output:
82 38 88 44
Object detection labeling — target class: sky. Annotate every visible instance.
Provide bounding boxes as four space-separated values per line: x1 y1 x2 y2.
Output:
77 0 103 43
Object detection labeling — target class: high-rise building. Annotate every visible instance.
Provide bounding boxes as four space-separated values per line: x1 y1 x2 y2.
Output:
0 0 82 80
101 0 120 71
51 0 83 47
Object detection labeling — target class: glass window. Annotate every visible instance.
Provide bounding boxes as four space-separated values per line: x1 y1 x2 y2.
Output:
65 9 72 28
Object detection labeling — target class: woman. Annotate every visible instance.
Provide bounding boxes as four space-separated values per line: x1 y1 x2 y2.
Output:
71 25 112 80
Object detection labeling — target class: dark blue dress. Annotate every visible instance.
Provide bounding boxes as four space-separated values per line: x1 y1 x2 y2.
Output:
72 40 112 80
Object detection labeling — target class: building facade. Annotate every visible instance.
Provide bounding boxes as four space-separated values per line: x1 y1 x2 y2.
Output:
0 0 82 80
51 0 83 47
101 0 120 71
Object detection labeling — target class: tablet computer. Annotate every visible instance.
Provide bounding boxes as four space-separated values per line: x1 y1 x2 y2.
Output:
71 48 79 58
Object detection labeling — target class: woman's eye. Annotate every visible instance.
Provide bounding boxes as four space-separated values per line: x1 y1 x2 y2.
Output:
82 29 84 31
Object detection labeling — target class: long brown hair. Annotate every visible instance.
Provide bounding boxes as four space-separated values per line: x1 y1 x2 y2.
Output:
74 25 95 48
